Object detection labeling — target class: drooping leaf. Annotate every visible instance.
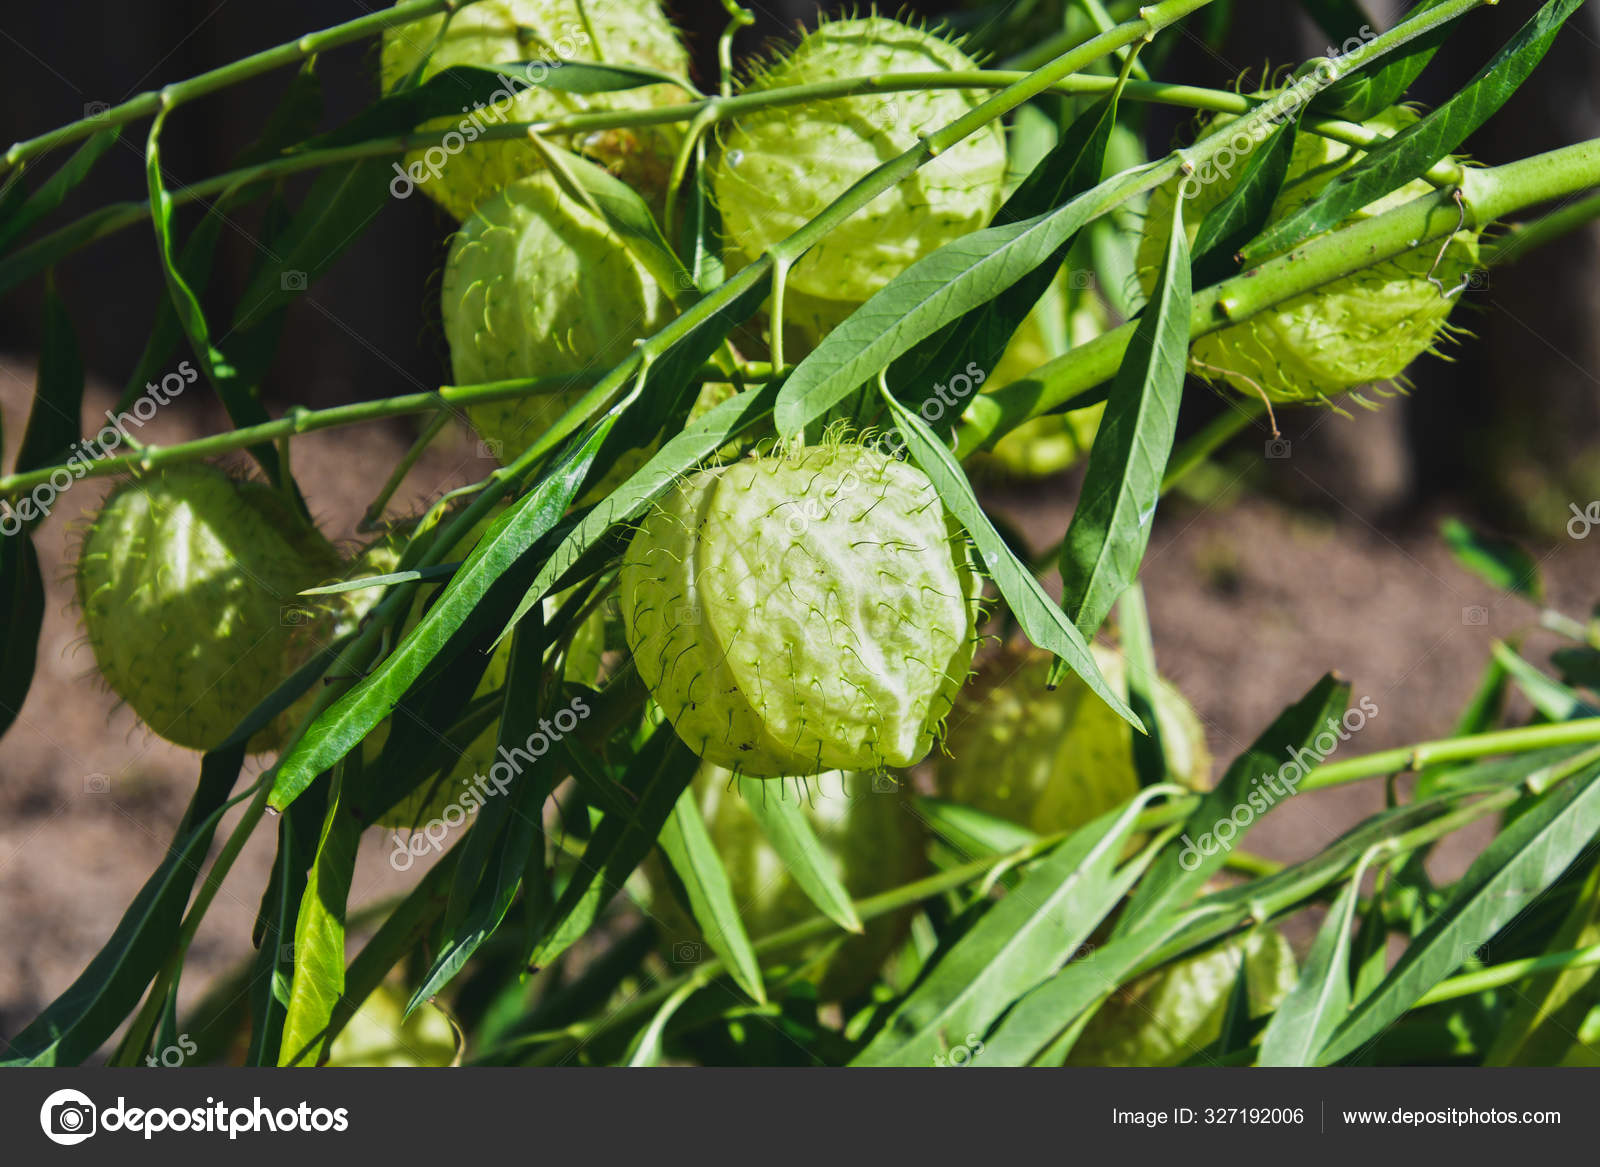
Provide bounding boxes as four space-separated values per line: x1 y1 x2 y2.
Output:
15 280 85 488
527 726 698 969
1320 757 1600 1064
774 165 1158 435
877 389 1139 730
740 780 863 935
0 532 45 741
0 128 122 257
1258 851 1374 1065
658 787 766 1004
1189 118 1297 288
1316 0 1462 122
854 790 1170 1067
1244 0 1587 261
1116 673 1351 935
1056 188 1191 641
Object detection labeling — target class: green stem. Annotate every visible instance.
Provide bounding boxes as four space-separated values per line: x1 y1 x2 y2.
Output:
2 0 487 172
361 408 453 531
1415 942 1600 1009
959 137 1600 455
1482 191 1600 268
1160 398 1268 492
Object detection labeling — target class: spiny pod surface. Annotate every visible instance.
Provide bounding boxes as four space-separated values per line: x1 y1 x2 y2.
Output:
711 17 1007 308
620 442 983 776
442 171 672 464
648 766 927 998
1139 107 1480 404
76 465 341 752
380 0 691 219
938 644 1210 835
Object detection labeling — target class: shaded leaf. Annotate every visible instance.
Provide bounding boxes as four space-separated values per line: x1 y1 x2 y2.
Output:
1441 516 1542 602
0 127 121 255
741 780 862 935
658 787 766 1004
1190 118 1297 287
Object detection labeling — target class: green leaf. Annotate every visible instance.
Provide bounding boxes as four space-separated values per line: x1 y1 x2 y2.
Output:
774 165 1157 435
0 127 121 255
15 280 85 486
739 779 862 934
1056 189 1191 641
916 796 1040 859
853 789 1171 1067
0 644 336 1064
278 762 364 1067
1316 0 1461 122
1244 0 1587 261
270 419 612 812
658 787 766 1004
877 389 1140 731
1258 851 1374 1065
1487 857 1600 1065
405 626 557 1015
0 202 133 297
527 726 698 969
0 532 45 742
1441 516 1542 601
1116 673 1351 936
891 93 1120 398
246 778 328 1065
1190 118 1297 288
1117 584 1167 786
230 158 392 330
1320 757 1600 1064
1491 640 1593 721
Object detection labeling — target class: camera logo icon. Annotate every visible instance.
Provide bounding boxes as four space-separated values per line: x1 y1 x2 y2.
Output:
1265 439 1292 459
1462 605 1489 627
83 101 111 120
872 773 899 794
40 1088 97 1145
83 772 111 795
279 269 309 292
671 940 702 963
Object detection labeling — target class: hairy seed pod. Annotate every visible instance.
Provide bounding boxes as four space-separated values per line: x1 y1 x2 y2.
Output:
441 171 672 464
938 644 1211 835
380 0 691 219
1138 107 1480 404
648 766 927 999
1067 929 1297 1066
711 17 1007 308
620 443 983 776
76 465 341 752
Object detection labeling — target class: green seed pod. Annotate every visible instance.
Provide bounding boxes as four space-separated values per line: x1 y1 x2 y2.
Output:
711 17 1007 308
76 465 341 752
379 0 691 220
937 644 1211 835
648 766 927 999
1066 928 1298 1066
620 442 984 776
441 170 672 464
1138 107 1479 404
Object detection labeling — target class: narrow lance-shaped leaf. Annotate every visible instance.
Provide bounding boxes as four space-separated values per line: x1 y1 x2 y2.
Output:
1189 117 1297 288
1056 187 1191 643
527 726 698 969
658 787 766 1005
774 165 1159 435
269 417 613 811
1116 673 1351 936
1258 849 1376 1065
891 92 1122 398
878 389 1140 730
278 760 363 1067
15 279 85 492
0 127 121 255
854 787 1175 1067
1315 0 1461 123
1320 757 1600 1064
1245 0 1588 261
740 779 862 934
